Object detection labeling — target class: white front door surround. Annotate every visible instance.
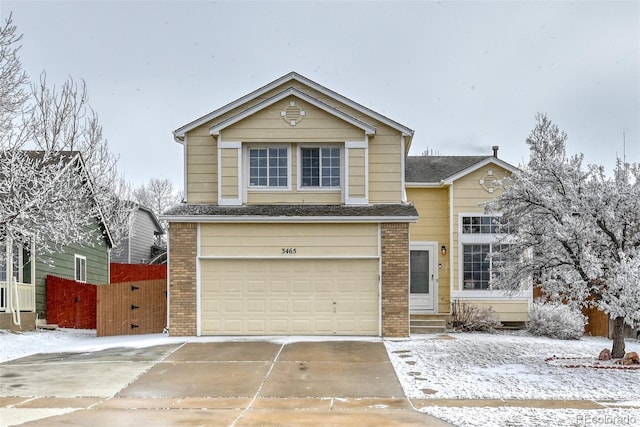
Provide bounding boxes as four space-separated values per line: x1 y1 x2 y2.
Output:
410 242 437 313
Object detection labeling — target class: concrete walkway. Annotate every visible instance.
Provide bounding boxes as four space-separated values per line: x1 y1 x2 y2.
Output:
0 341 451 426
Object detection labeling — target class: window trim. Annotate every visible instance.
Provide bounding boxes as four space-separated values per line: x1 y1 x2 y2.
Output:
458 213 509 294
245 144 292 191
74 254 87 283
0 243 22 283
296 143 343 192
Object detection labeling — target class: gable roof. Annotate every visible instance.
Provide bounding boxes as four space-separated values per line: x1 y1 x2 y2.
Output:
209 87 377 136
405 155 518 186
135 204 165 235
173 71 414 142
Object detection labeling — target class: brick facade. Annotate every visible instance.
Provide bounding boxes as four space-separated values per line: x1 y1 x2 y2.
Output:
168 222 197 336
381 222 410 337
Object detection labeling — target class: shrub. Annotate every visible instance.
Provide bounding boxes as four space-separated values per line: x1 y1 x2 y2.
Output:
527 302 586 340
451 300 502 332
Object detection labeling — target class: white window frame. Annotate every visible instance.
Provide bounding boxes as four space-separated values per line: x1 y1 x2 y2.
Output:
296 143 343 191
245 144 291 191
0 243 22 283
457 213 512 297
74 254 87 283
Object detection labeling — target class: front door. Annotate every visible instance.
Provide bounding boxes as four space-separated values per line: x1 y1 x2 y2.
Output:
410 245 436 312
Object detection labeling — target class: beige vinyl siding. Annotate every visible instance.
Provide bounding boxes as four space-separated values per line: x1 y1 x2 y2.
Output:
452 165 511 292
347 148 366 198
220 148 239 199
222 97 365 143
460 300 529 322
368 124 403 203
200 223 378 258
247 190 342 204
183 81 407 206
406 187 451 314
186 126 217 203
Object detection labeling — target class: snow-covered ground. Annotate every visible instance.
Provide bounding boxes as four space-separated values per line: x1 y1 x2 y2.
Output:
1 329 639 426
385 331 640 426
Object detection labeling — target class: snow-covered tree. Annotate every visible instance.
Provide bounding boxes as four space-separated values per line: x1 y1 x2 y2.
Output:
0 13 28 147
0 15 129 266
486 114 640 357
27 72 132 246
133 178 182 225
0 151 106 256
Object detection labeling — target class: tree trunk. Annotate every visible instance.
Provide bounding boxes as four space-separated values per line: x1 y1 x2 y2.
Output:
611 316 626 358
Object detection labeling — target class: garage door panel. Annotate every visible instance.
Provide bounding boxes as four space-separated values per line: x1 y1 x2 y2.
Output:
200 259 379 335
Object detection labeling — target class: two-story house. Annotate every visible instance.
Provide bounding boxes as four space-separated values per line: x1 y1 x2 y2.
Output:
163 72 418 337
164 72 532 338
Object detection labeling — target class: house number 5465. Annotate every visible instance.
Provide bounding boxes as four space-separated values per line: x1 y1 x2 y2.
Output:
281 248 297 255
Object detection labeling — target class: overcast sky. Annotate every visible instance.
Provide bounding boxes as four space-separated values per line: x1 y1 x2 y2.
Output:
3 1 638 188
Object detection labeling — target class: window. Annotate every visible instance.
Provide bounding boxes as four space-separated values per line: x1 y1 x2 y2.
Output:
301 147 340 187
249 147 288 187
462 215 510 234
0 244 21 282
460 215 510 291
74 255 86 283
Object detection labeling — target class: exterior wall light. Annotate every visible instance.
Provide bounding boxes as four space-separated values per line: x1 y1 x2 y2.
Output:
441 245 447 256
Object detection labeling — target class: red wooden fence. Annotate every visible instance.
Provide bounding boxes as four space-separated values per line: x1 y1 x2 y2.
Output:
110 263 167 283
46 264 167 334
46 275 97 329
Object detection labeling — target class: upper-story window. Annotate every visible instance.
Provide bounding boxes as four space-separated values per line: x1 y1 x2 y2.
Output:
249 147 288 188
460 215 511 291
300 146 340 188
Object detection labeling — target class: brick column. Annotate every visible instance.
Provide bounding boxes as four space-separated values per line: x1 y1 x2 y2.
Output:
168 222 197 336
381 222 410 337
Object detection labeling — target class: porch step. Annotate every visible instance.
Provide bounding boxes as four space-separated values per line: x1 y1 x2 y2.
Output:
410 316 449 334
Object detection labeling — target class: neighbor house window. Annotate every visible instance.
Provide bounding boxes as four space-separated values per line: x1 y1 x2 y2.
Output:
461 215 510 290
249 147 288 187
301 147 340 187
0 244 21 282
74 255 87 283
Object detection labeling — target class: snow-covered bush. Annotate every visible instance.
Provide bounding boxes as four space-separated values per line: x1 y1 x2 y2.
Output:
527 302 586 340
451 300 502 332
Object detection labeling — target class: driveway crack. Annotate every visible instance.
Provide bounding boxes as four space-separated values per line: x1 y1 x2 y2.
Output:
230 338 288 426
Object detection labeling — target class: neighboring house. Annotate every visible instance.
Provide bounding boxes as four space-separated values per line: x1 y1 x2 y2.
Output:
163 72 418 337
111 204 164 264
0 151 113 329
405 151 530 324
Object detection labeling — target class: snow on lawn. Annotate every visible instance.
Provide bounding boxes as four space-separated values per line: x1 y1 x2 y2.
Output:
384 331 640 401
386 332 640 427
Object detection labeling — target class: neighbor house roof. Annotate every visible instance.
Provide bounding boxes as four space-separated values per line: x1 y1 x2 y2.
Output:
173 71 414 144
162 203 418 223
405 155 518 186
2 150 115 247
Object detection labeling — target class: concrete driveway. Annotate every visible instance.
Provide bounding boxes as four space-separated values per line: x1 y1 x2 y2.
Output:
0 340 450 426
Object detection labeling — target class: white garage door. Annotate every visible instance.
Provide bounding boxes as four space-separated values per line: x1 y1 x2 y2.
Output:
200 259 379 335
